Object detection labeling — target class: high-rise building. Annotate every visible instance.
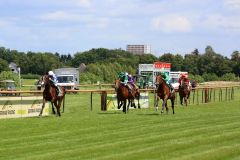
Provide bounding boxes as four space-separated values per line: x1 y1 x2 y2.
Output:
126 44 151 54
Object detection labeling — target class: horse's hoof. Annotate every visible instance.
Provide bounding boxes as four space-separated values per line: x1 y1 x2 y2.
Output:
161 111 164 114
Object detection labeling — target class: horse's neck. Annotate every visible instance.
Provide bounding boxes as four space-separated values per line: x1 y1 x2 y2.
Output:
157 80 170 95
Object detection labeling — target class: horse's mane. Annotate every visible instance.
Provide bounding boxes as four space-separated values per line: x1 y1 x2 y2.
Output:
157 75 168 89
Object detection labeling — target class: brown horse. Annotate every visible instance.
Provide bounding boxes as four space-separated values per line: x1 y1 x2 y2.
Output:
39 75 66 117
155 75 175 114
115 79 140 113
178 82 191 106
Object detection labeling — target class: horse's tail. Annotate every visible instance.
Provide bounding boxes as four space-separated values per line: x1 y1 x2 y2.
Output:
63 94 65 112
62 87 66 112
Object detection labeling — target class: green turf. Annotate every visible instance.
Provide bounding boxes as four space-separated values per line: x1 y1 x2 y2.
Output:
0 90 240 160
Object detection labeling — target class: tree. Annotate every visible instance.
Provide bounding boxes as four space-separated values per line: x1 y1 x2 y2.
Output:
159 53 184 71
231 51 240 77
0 58 9 72
231 51 240 62
0 71 19 86
183 52 201 75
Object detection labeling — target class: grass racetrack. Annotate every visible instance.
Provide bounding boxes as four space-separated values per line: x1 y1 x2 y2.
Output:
0 89 240 160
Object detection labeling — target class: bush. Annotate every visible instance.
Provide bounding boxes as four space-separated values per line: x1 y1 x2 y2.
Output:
202 73 219 81
21 73 41 79
189 74 204 83
220 73 236 81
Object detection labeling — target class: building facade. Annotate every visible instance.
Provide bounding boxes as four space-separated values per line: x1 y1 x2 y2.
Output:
127 44 151 54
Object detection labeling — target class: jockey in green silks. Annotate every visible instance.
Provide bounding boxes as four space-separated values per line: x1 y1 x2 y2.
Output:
160 72 175 93
117 72 133 93
118 72 128 85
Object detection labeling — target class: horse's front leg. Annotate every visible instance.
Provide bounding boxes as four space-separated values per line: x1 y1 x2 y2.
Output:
155 95 159 111
184 96 188 106
127 99 131 110
39 99 46 116
161 97 168 114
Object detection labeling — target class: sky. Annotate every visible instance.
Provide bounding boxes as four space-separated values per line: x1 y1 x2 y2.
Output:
0 0 240 58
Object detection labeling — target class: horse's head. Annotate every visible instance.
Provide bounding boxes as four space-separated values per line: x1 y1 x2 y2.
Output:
41 75 53 87
114 79 121 91
155 75 164 87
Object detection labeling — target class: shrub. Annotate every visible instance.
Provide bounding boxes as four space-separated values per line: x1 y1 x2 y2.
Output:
220 73 236 81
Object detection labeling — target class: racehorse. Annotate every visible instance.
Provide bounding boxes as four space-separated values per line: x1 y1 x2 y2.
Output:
155 75 175 114
115 79 140 113
178 81 191 106
39 75 66 117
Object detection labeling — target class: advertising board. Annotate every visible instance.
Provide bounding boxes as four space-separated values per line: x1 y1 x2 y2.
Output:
0 96 49 119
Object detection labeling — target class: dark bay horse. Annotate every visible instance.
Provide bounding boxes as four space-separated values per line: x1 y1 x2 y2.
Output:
155 75 175 114
39 75 66 117
178 82 191 106
115 79 140 113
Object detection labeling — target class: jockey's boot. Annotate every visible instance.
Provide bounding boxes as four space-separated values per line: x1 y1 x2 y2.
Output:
127 84 132 94
169 84 175 93
56 86 62 96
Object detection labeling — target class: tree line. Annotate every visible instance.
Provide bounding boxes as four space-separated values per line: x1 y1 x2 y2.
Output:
0 46 239 84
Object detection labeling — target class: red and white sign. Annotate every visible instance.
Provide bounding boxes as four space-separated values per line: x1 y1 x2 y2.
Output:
154 62 171 69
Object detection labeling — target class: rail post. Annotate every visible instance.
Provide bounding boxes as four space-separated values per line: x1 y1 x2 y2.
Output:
91 92 93 111
204 88 209 103
101 91 107 111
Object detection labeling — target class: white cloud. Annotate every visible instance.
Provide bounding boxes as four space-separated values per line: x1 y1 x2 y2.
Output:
73 0 91 8
202 14 240 31
40 11 82 21
40 11 109 28
151 15 192 33
0 19 9 27
224 0 240 10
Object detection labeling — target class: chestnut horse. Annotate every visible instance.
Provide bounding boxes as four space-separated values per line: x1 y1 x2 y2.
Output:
39 75 66 117
178 81 191 106
155 75 175 114
115 79 140 113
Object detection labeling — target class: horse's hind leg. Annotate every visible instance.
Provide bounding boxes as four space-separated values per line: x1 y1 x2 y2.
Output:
123 99 127 114
51 102 56 114
165 101 169 114
54 101 61 117
171 98 175 114
161 100 166 114
137 94 140 109
131 99 136 108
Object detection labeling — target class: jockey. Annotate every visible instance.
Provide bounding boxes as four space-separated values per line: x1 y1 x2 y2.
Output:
128 74 138 91
48 71 62 96
118 72 128 85
160 72 174 93
178 74 190 88
117 72 134 93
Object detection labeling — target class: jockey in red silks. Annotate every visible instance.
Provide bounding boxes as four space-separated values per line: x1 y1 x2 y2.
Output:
178 74 190 89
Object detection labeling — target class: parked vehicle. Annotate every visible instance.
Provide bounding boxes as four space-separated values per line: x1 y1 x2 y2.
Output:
54 68 80 90
0 80 18 96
